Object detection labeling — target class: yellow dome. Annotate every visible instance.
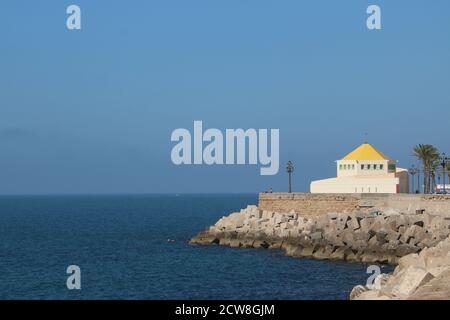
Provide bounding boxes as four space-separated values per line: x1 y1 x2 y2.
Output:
341 143 391 161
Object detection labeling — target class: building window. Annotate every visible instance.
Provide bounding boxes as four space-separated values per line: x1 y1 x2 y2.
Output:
361 164 364 170
380 164 384 170
367 164 371 170
352 164 355 170
344 164 347 170
388 164 396 172
339 164 343 170
374 164 377 170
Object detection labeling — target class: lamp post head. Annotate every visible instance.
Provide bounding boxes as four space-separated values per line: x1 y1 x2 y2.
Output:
408 166 417 175
286 161 294 174
441 153 448 168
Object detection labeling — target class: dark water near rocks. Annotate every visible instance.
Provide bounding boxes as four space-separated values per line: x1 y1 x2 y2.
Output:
0 194 391 299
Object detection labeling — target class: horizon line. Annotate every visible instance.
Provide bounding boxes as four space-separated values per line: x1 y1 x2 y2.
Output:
0 192 263 197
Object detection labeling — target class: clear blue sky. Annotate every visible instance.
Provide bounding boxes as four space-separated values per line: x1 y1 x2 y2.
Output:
1 0 449 194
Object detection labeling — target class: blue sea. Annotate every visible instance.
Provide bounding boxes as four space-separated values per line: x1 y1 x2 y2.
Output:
0 194 390 300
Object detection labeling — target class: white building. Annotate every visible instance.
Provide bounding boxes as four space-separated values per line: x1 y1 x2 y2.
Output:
435 184 450 194
310 143 409 194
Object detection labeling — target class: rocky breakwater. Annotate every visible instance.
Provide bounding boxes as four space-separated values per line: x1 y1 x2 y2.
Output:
190 205 450 265
350 235 450 299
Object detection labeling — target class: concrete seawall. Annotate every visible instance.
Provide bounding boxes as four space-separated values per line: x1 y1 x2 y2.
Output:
259 193 450 216
190 193 450 299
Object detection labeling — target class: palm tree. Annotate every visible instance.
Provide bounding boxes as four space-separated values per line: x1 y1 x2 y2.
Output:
413 144 439 193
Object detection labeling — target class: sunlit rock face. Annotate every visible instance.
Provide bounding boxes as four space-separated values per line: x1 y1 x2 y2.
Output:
190 205 450 264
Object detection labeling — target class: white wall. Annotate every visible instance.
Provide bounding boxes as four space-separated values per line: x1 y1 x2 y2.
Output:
310 177 400 194
395 168 409 193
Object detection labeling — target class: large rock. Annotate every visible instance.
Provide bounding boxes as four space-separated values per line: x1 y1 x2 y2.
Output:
389 267 434 299
346 216 360 230
349 285 367 300
395 244 420 257
409 268 450 299
396 253 426 272
360 217 375 232
354 231 371 242
424 252 450 270
351 234 450 300
341 229 355 246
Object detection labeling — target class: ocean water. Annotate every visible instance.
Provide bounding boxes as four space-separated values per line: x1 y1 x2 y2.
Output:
0 194 391 300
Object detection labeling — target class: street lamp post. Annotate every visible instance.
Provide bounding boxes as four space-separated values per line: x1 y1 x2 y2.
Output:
408 166 417 194
286 161 294 193
441 153 449 194
418 168 421 194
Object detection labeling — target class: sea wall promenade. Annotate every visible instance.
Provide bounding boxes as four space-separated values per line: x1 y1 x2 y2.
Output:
190 192 450 299
259 192 450 216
